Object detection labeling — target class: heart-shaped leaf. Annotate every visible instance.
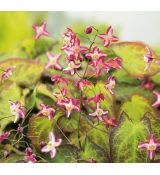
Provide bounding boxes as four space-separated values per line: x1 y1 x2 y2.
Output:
112 42 160 78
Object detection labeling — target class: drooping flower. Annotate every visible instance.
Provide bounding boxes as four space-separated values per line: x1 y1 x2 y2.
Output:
105 76 116 94
76 79 92 91
51 75 68 85
45 52 62 70
0 132 10 143
9 100 26 123
107 57 122 70
25 147 37 163
32 21 49 40
63 61 81 75
53 88 67 105
103 117 117 127
85 25 93 34
85 46 107 64
140 78 154 91
152 91 160 108
144 47 154 71
138 134 160 160
98 26 118 47
58 98 80 118
89 102 108 121
1 66 16 81
89 93 104 103
17 124 23 134
37 103 55 120
90 58 110 77
41 131 62 159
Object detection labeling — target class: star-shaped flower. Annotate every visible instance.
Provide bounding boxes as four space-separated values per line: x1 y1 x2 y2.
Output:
37 103 55 120
32 21 49 40
138 134 160 160
45 52 62 70
58 98 80 118
51 75 68 85
41 132 62 159
0 132 10 143
85 46 106 64
105 76 116 94
90 58 110 77
144 47 154 71
1 66 16 81
9 100 26 123
98 26 118 47
107 57 122 70
25 147 37 163
76 79 92 91
63 61 81 75
89 102 108 121
53 88 67 105
152 91 160 108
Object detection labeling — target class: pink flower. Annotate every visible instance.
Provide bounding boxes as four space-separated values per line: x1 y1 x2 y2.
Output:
86 46 106 64
105 76 116 94
32 21 49 40
17 124 23 134
89 102 108 121
9 100 26 123
90 58 110 77
37 103 55 120
45 52 62 70
41 131 62 159
76 79 92 91
51 75 68 85
0 132 10 143
140 78 154 91
98 26 118 47
58 98 80 118
107 57 122 70
89 93 104 103
62 28 76 50
103 117 117 127
85 25 92 34
65 38 88 61
53 88 67 105
1 66 16 81
138 134 160 160
152 91 160 108
144 47 153 71
25 147 37 163
63 61 81 75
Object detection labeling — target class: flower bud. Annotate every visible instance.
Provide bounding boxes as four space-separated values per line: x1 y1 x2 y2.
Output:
85 26 92 34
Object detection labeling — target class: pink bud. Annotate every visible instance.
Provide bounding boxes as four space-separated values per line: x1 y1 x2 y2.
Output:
85 26 92 34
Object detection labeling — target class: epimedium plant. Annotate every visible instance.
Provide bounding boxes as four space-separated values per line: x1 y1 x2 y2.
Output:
1 22 160 163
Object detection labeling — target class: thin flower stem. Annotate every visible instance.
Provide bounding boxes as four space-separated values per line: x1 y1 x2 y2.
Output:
56 123 72 144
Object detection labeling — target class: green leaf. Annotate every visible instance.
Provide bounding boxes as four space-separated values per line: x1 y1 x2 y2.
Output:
0 58 44 87
87 123 109 152
27 115 53 151
111 95 158 162
49 144 78 163
120 95 154 122
113 69 140 85
79 137 108 163
112 42 160 78
110 113 149 163
115 84 154 102
0 82 22 130
57 112 79 133
0 153 24 163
